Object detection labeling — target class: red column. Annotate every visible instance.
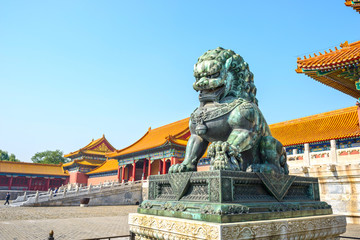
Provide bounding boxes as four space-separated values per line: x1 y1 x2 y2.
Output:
162 159 166 174
121 166 125 182
171 157 174 166
46 178 50 190
8 176 13 190
147 159 152 178
142 159 147 180
28 177 33 190
117 166 121 182
158 160 162 175
132 161 136 182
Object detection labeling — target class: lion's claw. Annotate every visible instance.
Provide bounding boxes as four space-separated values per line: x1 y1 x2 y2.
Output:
209 141 241 171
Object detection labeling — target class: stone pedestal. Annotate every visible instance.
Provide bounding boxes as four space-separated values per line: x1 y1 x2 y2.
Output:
130 171 347 239
129 213 346 240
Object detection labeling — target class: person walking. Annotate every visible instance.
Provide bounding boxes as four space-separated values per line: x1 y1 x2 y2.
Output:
4 192 10 205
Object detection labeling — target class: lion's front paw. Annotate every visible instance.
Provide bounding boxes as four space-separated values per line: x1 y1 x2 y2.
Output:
209 141 240 171
168 163 196 173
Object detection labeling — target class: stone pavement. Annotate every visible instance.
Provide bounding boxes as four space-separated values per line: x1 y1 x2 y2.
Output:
341 224 360 239
0 216 132 240
0 202 137 240
0 201 359 240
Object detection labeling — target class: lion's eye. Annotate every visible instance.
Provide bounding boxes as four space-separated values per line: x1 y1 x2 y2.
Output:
209 72 220 78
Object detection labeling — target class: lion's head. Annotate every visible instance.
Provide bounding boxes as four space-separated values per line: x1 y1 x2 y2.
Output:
193 47 257 105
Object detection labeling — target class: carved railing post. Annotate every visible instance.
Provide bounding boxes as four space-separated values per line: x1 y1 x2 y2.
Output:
292 148 298 155
304 143 311 166
63 189 67 198
35 190 39 203
330 139 338 164
88 184 92 193
49 190 53 200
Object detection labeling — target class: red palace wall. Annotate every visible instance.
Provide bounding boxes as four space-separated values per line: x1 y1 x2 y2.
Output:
69 172 88 186
87 174 118 185
0 175 67 191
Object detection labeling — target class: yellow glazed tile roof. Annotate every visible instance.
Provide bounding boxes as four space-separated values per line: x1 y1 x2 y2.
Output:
62 159 104 168
269 106 360 146
108 106 360 157
296 40 360 72
345 0 360 13
295 40 360 99
0 161 68 176
107 118 189 158
64 135 117 158
86 159 118 175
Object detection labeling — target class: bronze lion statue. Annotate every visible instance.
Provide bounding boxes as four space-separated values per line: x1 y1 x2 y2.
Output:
169 47 288 174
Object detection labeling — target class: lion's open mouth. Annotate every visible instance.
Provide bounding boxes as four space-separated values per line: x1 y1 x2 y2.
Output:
199 86 225 102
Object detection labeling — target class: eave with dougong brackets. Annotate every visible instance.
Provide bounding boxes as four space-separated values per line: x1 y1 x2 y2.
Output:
106 118 190 163
296 40 360 99
345 0 360 13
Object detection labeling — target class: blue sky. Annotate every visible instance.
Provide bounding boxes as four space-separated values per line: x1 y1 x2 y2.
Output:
0 1 359 162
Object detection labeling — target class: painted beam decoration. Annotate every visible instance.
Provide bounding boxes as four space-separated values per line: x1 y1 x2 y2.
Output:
296 40 360 99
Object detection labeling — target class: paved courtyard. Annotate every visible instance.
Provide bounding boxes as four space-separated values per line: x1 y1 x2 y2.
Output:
0 201 359 240
0 202 137 240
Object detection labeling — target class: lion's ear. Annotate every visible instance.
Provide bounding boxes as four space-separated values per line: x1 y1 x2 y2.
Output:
225 57 233 70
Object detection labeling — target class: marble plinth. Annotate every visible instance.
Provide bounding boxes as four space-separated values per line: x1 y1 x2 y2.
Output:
128 213 346 240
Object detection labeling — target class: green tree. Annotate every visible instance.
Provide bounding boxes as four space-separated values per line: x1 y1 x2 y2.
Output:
31 150 70 164
0 150 20 162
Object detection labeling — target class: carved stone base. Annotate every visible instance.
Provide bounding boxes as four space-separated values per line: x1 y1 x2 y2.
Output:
140 171 332 223
129 213 346 240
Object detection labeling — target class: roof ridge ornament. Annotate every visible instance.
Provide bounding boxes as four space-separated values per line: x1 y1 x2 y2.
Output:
340 41 349 48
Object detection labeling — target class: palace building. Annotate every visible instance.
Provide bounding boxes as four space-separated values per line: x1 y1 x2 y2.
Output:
106 118 189 182
0 161 68 191
63 134 116 185
287 1 360 223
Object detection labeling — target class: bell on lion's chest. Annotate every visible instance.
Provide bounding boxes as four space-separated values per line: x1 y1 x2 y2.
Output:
195 123 208 135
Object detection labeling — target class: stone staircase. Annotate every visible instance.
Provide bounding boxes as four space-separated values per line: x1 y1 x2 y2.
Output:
11 181 143 207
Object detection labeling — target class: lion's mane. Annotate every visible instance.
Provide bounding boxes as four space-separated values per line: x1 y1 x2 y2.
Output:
194 47 258 105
